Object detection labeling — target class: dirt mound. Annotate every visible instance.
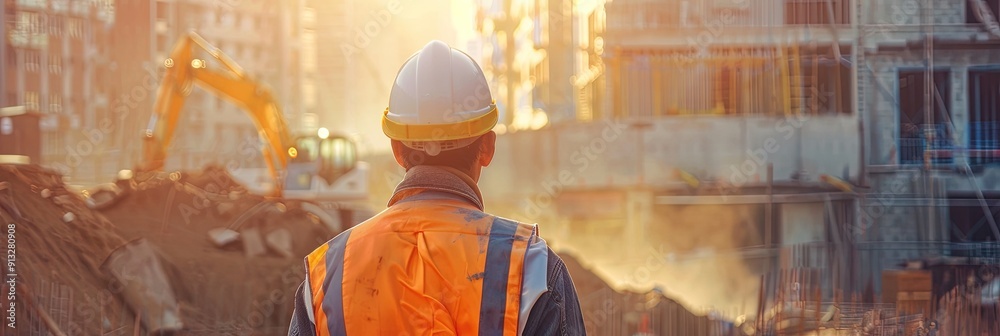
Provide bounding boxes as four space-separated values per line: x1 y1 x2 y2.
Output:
180 164 249 193
561 252 733 335
0 164 133 335
99 165 338 335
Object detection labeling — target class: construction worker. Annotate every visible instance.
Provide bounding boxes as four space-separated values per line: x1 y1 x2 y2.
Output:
287 40 586 335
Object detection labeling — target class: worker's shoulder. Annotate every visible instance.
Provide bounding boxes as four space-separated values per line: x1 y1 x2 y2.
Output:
487 213 528 226
485 213 539 235
303 225 357 259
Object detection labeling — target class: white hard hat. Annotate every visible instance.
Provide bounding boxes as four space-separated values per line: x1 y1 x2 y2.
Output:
382 40 498 156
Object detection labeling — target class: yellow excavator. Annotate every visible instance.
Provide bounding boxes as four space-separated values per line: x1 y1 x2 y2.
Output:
91 32 370 232
139 31 296 193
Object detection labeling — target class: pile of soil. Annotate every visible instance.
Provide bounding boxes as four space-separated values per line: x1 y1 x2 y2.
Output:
561 252 732 335
0 164 133 335
99 165 337 335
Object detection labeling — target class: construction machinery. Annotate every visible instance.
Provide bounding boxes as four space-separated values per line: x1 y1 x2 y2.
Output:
90 32 370 232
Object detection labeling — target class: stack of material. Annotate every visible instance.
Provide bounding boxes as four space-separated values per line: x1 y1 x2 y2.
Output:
882 270 932 316
0 164 133 335
98 165 337 334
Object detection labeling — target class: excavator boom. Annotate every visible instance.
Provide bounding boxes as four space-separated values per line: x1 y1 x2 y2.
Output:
142 32 295 197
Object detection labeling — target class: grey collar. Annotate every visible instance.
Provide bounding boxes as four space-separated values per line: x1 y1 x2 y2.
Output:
387 166 484 210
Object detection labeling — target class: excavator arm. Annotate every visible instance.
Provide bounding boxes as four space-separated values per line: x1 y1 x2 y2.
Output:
141 32 296 197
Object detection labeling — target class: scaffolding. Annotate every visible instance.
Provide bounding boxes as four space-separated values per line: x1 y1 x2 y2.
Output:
612 42 845 117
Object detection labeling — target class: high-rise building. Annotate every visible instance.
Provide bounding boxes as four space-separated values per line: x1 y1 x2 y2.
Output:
475 0 547 130
471 0 605 129
532 0 578 125
571 1 607 122
3 0 116 180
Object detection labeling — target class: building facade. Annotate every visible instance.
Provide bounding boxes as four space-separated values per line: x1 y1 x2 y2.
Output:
572 1 607 122
3 0 116 179
470 0 611 127
474 0 547 130
860 0 1000 261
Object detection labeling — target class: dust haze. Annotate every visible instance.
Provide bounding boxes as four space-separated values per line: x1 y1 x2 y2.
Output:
559 203 764 319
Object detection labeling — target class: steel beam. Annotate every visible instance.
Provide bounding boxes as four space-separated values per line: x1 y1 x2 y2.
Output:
654 192 856 205
861 197 1000 207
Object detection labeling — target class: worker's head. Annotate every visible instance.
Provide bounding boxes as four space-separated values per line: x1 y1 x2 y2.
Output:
382 40 498 181
390 132 496 181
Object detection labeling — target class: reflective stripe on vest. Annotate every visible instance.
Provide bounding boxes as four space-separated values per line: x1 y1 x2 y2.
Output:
518 235 549 332
304 199 548 335
305 230 351 336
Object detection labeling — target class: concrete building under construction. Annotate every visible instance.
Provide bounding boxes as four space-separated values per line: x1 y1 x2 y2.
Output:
475 0 1000 324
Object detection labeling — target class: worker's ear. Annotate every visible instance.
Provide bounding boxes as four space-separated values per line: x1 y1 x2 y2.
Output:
390 140 410 170
477 131 497 167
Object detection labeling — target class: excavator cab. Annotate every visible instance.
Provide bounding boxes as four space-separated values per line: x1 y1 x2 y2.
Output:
285 129 358 191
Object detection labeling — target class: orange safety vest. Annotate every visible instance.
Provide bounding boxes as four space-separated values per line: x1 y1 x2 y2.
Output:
303 196 549 336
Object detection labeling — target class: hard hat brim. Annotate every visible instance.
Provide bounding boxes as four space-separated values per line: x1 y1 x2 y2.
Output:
382 104 498 142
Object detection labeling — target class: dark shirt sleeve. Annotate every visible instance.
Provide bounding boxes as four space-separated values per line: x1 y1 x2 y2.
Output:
522 247 588 336
288 281 316 336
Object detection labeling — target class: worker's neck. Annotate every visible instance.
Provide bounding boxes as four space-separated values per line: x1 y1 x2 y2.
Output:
429 165 480 187
435 166 484 208
468 167 483 183
392 165 486 210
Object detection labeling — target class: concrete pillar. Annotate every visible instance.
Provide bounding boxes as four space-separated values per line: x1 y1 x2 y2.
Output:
41 34 49 119
951 66 969 167
625 188 653 260
931 175 950 244
871 67 899 165
16 49 24 109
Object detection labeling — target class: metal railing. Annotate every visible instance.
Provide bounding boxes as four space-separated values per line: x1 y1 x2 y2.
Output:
899 123 955 166
969 121 1000 166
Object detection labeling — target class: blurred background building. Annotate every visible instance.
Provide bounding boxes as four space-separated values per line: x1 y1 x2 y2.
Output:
472 0 596 129
308 0 350 137
3 0 116 178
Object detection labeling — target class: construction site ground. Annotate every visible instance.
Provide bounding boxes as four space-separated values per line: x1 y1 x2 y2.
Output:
0 165 131 335
0 164 335 335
